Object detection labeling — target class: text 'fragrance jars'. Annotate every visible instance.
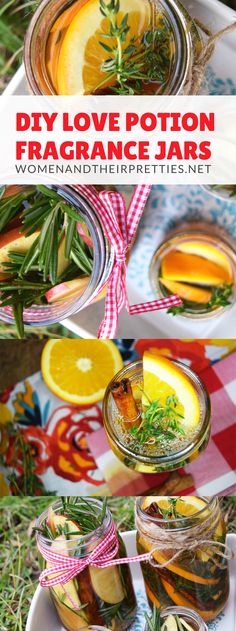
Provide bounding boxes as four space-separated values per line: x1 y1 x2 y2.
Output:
136 496 230 623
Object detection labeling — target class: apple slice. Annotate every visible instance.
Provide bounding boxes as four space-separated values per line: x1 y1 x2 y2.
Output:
47 506 80 539
0 227 40 273
89 564 125 605
47 535 89 628
46 276 90 303
76 221 93 248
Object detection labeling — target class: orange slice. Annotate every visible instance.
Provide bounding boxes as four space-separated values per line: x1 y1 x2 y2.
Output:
161 250 231 286
177 241 232 279
143 351 200 430
159 278 212 304
161 578 223 622
41 339 123 404
57 0 151 94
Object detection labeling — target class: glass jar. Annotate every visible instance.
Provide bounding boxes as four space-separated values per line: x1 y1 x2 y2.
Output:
0 184 114 328
149 228 236 319
145 606 207 631
24 0 202 96
37 499 137 631
203 184 236 202
136 496 230 623
102 359 211 473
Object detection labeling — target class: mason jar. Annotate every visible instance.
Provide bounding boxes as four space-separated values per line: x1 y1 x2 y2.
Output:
0 184 114 328
149 227 236 320
145 606 208 631
102 359 211 473
203 184 236 202
37 499 137 631
136 496 230 622
24 0 202 96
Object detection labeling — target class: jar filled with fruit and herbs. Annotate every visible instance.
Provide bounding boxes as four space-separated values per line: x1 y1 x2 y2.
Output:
149 227 236 319
24 0 202 96
102 353 211 473
0 185 114 337
136 496 230 623
36 498 137 631
145 604 208 631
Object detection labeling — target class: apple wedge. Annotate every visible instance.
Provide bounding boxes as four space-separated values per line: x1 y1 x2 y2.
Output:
89 565 125 605
0 227 40 273
47 535 89 630
46 276 90 303
47 506 80 540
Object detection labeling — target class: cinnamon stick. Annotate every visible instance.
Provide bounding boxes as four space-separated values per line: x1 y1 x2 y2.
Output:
111 379 140 429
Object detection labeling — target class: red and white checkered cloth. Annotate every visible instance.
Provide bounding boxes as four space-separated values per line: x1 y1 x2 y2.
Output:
87 351 236 496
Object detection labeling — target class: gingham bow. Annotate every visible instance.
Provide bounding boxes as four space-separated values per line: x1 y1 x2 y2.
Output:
74 184 182 337
38 522 120 588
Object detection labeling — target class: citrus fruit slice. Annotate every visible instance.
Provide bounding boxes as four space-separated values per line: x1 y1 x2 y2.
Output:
41 339 123 404
161 250 231 285
143 352 200 430
177 241 232 278
159 278 212 304
57 0 151 94
161 578 222 622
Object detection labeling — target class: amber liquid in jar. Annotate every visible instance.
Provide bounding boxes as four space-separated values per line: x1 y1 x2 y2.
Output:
136 496 230 623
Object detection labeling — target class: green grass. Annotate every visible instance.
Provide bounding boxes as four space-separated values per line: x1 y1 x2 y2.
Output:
0 0 38 93
0 496 235 631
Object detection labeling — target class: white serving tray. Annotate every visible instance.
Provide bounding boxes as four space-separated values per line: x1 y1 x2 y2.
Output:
26 530 236 631
3 0 236 339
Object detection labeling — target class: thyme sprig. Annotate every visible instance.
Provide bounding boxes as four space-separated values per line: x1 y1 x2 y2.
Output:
167 283 233 316
130 394 185 445
97 0 171 94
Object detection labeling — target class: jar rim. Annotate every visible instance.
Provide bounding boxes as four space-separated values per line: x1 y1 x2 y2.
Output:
36 498 112 549
136 496 218 529
103 358 211 466
148 606 208 631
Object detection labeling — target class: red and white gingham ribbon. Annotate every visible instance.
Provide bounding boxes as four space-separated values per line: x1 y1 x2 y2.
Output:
73 184 182 338
38 521 149 594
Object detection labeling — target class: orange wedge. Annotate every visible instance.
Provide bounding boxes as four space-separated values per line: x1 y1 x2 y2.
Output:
161 578 223 622
143 351 200 430
177 241 232 279
159 278 212 304
161 250 231 286
57 0 151 94
41 339 123 404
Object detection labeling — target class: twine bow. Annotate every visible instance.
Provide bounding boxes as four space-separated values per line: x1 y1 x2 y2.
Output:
73 184 182 338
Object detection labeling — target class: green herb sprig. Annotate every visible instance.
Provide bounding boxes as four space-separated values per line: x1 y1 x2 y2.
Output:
96 0 171 94
0 186 93 337
145 605 194 631
130 395 185 445
167 283 233 316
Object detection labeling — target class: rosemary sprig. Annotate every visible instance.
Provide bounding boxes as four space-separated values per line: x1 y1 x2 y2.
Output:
130 395 185 445
0 186 93 337
145 605 195 631
168 283 233 316
97 0 171 94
